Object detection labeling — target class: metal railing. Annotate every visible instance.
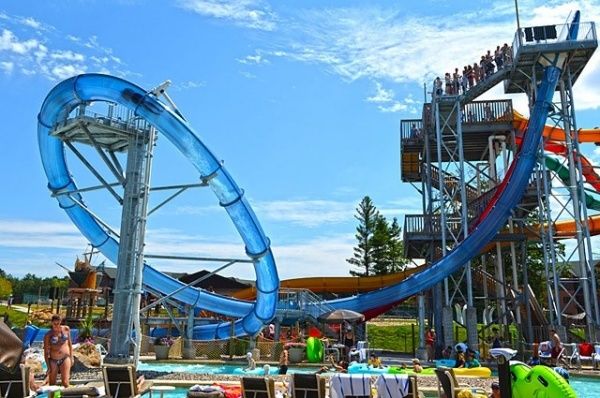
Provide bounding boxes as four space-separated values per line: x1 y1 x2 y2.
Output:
512 21 597 56
55 102 153 134
403 214 463 236
277 288 334 321
400 119 423 141
462 100 513 124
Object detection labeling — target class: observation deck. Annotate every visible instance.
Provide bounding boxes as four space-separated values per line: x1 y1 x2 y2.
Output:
51 103 152 152
505 21 597 93
399 99 514 182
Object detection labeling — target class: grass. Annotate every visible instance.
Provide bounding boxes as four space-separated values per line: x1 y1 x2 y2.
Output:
0 304 32 327
367 323 419 353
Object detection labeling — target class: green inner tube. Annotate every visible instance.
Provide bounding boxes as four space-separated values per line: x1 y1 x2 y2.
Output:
510 363 576 398
306 337 324 363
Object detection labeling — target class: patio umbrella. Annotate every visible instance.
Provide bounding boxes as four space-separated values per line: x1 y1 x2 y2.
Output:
317 309 365 324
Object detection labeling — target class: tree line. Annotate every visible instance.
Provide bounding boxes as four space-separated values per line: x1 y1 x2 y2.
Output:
0 268 69 303
346 196 409 276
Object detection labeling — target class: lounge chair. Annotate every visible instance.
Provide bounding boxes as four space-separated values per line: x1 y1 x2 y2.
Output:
593 345 600 369
289 373 326 398
58 384 103 397
569 342 595 369
102 365 152 397
0 364 35 398
329 373 372 398
241 377 276 398
434 368 486 398
375 374 423 398
349 341 368 363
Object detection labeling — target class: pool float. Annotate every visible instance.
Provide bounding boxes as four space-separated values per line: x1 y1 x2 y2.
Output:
347 363 389 374
510 361 576 398
453 367 492 377
388 367 435 375
306 337 324 363
232 367 269 375
435 359 456 368
388 366 490 377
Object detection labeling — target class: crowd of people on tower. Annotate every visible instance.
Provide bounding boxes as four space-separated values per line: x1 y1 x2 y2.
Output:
434 43 513 97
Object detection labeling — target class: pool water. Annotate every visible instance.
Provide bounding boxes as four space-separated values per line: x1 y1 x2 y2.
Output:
138 363 600 397
570 376 600 396
138 361 320 375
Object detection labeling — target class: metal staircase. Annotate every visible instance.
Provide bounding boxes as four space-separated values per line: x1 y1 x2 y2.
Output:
430 164 480 202
276 288 334 324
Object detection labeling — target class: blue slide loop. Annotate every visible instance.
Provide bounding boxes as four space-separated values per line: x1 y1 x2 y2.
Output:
325 66 562 314
38 73 279 340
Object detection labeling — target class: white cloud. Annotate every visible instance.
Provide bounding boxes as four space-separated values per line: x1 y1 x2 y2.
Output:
178 0 277 31
240 71 257 79
238 53 269 65
270 233 355 278
50 49 85 62
252 1 600 112
176 80 206 90
366 82 394 103
0 29 39 54
365 82 419 113
51 64 86 80
176 197 416 228
252 199 356 227
20 17 41 30
0 61 13 74
0 219 86 249
0 14 129 80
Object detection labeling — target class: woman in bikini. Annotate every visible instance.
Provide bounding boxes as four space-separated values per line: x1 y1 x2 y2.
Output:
43 314 73 387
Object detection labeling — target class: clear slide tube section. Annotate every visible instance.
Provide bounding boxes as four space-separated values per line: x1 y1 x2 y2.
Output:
38 74 278 339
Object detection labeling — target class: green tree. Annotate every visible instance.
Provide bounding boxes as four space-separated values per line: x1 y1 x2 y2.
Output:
0 276 12 299
347 196 379 276
371 215 391 275
387 217 409 273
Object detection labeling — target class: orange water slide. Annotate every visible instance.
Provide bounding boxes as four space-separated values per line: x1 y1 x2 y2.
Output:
513 111 600 143
232 266 424 300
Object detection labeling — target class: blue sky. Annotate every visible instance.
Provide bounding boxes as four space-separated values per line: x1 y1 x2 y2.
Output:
1 0 600 280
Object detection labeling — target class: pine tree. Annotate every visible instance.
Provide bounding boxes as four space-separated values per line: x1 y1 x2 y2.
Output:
387 217 408 273
347 196 379 276
371 215 391 275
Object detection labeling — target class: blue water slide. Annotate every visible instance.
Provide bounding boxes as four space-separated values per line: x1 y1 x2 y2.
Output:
37 74 278 340
324 65 561 314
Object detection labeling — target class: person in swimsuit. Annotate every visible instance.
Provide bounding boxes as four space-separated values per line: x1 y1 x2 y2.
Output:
43 314 73 387
278 347 289 375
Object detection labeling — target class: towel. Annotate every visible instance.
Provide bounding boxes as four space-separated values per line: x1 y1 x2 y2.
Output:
375 374 409 398
329 373 372 398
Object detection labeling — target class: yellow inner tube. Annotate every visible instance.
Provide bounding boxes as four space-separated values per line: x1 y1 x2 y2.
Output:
452 367 492 377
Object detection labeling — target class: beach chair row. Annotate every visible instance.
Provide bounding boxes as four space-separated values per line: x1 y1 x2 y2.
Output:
241 373 422 398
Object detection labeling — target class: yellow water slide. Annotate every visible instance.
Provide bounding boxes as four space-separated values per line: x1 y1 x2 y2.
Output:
232 266 424 300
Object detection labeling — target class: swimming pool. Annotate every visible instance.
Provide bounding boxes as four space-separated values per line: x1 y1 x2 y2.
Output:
141 377 600 398
137 362 600 397
570 376 600 396
137 361 320 375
